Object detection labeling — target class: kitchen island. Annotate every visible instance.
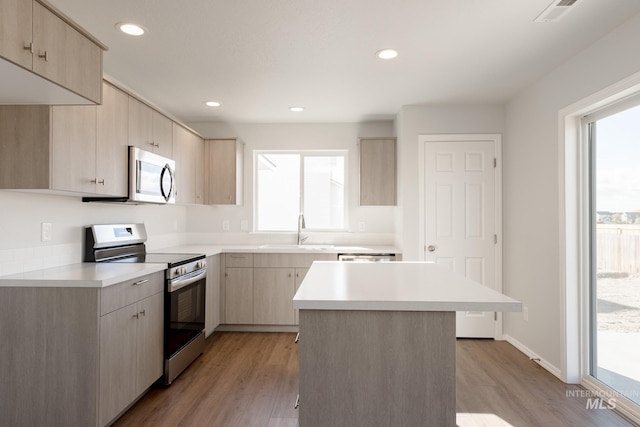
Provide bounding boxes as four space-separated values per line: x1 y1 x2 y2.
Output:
293 261 521 427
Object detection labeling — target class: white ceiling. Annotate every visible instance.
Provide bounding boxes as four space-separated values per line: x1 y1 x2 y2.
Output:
49 0 640 124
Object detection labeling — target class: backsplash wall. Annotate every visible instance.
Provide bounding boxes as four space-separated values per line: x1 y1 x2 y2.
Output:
0 190 188 276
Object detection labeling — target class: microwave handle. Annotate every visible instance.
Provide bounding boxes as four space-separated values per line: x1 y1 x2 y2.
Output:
160 163 174 202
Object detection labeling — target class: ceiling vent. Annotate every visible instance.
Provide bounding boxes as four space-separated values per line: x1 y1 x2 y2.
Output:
534 0 580 23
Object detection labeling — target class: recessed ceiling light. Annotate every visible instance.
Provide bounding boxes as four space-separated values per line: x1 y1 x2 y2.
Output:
376 49 398 60
116 22 146 36
205 101 221 107
289 106 304 112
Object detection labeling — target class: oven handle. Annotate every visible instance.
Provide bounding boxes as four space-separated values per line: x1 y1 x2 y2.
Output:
168 268 207 292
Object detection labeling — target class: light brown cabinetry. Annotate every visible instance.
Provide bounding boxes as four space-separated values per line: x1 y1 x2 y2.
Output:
0 0 104 104
0 271 164 427
221 252 335 327
254 267 295 325
205 254 221 336
204 138 243 205
0 82 129 196
173 123 204 204
359 138 397 206
99 272 164 426
129 97 173 158
0 0 33 69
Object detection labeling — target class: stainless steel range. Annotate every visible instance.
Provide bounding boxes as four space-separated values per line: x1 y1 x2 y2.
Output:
85 223 206 385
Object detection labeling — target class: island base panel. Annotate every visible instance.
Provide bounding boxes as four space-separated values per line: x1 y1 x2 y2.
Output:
298 309 456 427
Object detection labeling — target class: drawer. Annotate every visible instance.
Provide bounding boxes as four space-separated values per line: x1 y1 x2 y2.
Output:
225 253 253 267
100 271 164 316
253 253 337 268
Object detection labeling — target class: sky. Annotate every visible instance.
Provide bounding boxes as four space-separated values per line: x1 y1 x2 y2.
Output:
595 104 640 213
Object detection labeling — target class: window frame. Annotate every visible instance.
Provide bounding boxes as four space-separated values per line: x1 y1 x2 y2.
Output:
253 149 348 233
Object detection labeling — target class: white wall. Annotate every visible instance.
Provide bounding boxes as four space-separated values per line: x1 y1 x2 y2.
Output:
396 105 506 260
0 190 187 276
185 121 398 246
503 13 640 373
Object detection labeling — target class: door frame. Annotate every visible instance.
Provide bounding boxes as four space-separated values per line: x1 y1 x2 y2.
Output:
418 133 503 339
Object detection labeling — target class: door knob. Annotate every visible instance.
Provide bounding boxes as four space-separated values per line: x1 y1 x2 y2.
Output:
427 245 436 252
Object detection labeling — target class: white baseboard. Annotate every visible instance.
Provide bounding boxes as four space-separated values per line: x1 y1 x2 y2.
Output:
502 334 563 381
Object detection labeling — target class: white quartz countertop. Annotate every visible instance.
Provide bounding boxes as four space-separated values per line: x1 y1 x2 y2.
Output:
0 244 401 287
0 262 166 288
154 244 400 257
293 261 521 312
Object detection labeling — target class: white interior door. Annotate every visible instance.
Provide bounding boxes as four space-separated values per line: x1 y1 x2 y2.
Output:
424 135 501 338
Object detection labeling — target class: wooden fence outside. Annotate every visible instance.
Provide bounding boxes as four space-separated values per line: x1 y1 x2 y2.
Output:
597 224 640 274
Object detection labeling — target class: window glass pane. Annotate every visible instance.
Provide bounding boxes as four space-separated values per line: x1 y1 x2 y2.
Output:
256 153 300 231
591 104 640 406
303 156 345 229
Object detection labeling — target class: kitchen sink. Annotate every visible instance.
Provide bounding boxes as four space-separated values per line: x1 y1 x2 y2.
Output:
259 244 335 250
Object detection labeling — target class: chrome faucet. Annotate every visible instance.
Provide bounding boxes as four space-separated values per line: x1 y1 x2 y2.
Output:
297 213 308 245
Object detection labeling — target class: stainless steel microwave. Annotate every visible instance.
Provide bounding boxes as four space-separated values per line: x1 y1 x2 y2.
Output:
129 146 176 204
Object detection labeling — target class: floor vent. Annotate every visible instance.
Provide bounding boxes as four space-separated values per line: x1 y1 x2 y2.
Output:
535 0 580 23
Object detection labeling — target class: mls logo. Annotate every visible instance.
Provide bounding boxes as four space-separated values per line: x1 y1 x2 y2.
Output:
586 398 617 410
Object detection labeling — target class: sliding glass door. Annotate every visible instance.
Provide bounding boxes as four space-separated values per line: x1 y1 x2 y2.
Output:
588 101 640 405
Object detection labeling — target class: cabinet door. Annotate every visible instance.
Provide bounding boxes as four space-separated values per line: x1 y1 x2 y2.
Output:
136 292 164 394
51 104 97 193
0 0 33 69
254 268 295 325
205 255 221 336
99 303 138 427
32 2 102 103
204 139 240 205
359 138 396 206
294 268 309 325
96 82 129 196
224 267 253 324
194 134 205 204
128 97 153 152
173 124 197 204
152 111 173 158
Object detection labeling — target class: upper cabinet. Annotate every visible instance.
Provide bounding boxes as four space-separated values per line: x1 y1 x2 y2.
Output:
173 123 204 205
0 0 106 105
359 138 397 206
128 97 173 159
0 82 128 196
204 139 243 205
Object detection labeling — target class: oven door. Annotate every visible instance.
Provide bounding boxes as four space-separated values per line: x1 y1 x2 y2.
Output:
166 269 206 359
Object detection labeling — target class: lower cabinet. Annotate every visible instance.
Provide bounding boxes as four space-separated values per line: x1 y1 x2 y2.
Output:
99 274 164 426
222 252 335 326
0 271 164 427
254 267 295 324
205 254 221 336
224 266 254 324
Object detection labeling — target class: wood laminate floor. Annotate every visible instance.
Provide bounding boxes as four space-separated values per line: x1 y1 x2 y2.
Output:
113 332 638 427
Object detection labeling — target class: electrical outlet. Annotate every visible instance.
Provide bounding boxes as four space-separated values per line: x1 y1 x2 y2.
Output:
41 222 52 242
222 220 230 231
241 220 248 231
358 222 366 232
523 306 529 321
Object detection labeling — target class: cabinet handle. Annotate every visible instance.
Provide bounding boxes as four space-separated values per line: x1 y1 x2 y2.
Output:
133 313 139 319
288 273 292 278
149 142 160 148
91 179 105 185
38 51 48 61
24 42 33 54
133 279 149 286
139 309 146 317
294 332 299 343
294 394 300 409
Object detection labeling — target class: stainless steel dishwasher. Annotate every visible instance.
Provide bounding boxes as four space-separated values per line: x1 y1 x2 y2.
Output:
337 253 397 262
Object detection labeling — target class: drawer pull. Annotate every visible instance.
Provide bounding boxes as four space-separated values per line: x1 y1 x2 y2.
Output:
133 313 139 319
139 309 146 317
294 332 299 343
133 279 149 286
24 42 33 53
294 394 300 409
38 51 48 61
